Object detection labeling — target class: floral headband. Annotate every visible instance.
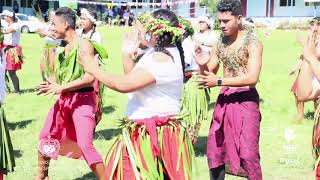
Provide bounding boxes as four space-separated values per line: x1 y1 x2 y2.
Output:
179 18 194 37
138 13 185 44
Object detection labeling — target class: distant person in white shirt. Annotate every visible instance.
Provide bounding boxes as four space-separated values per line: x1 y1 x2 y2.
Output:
179 18 198 78
194 16 218 53
1 10 22 94
76 8 102 45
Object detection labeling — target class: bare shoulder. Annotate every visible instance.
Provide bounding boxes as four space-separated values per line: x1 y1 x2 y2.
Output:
79 38 93 50
152 52 171 63
79 38 94 54
250 38 263 49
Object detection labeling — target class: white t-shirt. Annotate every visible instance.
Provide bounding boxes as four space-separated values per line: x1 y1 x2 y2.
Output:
125 47 184 119
182 37 198 71
3 23 21 46
76 29 102 45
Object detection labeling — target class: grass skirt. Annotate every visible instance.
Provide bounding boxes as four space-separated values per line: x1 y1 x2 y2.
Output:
0 105 15 174
104 117 197 180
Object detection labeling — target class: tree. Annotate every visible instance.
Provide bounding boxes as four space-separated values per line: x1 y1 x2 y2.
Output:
208 0 219 16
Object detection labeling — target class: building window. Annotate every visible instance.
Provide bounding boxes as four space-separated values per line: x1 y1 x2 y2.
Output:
131 0 144 9
149 0 161 8
280 0 295 7
5 0 12 6
21 0 33 8
305 2 320 6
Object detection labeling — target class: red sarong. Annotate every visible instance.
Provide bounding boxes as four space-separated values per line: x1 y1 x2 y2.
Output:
3 45 23 71
39 91 103 167
207 87 262 179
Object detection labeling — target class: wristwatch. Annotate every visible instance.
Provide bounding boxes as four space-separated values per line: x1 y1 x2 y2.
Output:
217 77 223 86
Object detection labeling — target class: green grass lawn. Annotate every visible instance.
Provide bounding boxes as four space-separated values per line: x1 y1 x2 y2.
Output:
3 27 316 180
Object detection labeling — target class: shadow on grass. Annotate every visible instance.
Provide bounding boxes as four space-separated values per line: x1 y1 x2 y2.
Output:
194 136 207 157
74 172 96 180
208 102 216 110
20 88 37 94
259 98 264 103
305 111 315 120
102 105 116 114
8 119 34 130
94 128 121 140
13 150 23 158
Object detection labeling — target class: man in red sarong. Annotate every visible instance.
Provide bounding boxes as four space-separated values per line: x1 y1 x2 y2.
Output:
196 0 263 179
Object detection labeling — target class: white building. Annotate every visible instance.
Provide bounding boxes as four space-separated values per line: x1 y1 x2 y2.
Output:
1 0 35 15
1 0 207 18
126 0 207 18
243 0 320 17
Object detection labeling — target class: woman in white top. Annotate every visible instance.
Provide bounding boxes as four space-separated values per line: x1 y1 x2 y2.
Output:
76 8 102 45
79 9 196 180
1 10 22 94
0 21 15 179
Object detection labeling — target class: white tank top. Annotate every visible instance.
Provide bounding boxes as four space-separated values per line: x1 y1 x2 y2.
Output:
125 47 183 119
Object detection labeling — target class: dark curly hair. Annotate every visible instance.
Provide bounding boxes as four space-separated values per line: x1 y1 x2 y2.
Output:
217 0 242 16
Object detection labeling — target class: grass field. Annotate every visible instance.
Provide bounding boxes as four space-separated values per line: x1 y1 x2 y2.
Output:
3 27 317 180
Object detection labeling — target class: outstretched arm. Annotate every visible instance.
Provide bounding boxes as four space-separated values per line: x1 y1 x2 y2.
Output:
36 28 55 39
2 26 16 34
78 50 175 93
90 67 155 93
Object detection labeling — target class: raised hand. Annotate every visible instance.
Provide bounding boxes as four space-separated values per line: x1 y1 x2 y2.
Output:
122 30 141 58
303 29 317 63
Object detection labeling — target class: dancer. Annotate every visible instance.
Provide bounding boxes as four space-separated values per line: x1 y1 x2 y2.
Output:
193 16 218 53
295 17 320 179
77 8 102 44
1 10 23 94
196 0 263 179
77 8 106 123
179 17 208 143
0 15 15 180
79 9 196 180
35 7 106 180
290 18 320 121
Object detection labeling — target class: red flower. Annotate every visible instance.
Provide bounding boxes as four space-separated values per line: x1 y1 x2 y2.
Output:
178 23 183 29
